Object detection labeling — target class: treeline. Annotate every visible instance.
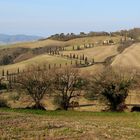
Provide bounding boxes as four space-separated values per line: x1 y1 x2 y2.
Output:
111 28 140 40
47 32 110 41
46 28 140 41
1 65 140 112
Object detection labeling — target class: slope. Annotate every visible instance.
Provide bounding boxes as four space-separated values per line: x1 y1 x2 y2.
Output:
111 43 140 68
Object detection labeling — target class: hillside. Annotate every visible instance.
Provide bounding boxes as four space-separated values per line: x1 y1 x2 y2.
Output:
0 35 121 63
111 43 140 68
0 35 122 73
0 39 67 65
62 45 118 62
2 34 139 77
65 36 122 46
0 54 73 73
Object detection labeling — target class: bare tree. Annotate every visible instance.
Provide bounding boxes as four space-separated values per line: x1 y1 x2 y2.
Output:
15 65 54 110
54 67 85 110
89 67 136 112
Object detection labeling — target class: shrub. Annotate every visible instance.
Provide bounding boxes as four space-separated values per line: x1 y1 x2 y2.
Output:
118 40 134 53
89 67 135 112
0 83 7 90
0 98 8 107
0 55 13 65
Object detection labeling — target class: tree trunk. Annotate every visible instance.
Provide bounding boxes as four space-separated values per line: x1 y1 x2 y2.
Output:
33 100 46 110
62 100 69 111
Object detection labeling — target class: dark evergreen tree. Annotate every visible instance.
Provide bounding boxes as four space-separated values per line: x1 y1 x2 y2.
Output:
85 57 88 64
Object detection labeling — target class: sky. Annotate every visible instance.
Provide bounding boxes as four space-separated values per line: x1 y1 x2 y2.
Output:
0 0 140 37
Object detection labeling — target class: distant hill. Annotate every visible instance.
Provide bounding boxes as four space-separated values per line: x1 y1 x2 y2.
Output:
0 34 42 44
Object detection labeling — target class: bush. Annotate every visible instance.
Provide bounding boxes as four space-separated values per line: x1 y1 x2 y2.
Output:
0 83 7 90
89 67 135 112
0 55 13 65
0 98 8 107
118 40 134 53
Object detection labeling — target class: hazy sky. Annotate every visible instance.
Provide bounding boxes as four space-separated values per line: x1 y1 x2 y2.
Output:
0 0 140 36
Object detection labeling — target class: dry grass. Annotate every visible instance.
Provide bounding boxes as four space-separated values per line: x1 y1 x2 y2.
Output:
62 45 118 62
65 36 122 46
0 54 74 72
80 64 105 76
112 43 140 68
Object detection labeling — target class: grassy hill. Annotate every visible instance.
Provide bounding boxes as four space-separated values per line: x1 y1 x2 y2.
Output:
0 54 74 73
65 36 122 46
1 35 137 75
111 43 140 68
62 45 118 62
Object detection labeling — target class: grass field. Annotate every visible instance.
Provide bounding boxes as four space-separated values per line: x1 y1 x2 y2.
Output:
0 108 140 140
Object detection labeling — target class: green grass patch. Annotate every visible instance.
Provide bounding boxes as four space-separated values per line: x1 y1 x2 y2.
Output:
0 107 140 117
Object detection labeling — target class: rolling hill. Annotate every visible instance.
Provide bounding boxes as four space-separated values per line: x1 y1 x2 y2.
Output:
0 54 74 73
62 45 118 62
1 35 139 75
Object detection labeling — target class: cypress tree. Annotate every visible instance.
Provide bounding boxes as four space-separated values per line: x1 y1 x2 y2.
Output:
2 69 4 76
85 57 88 64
